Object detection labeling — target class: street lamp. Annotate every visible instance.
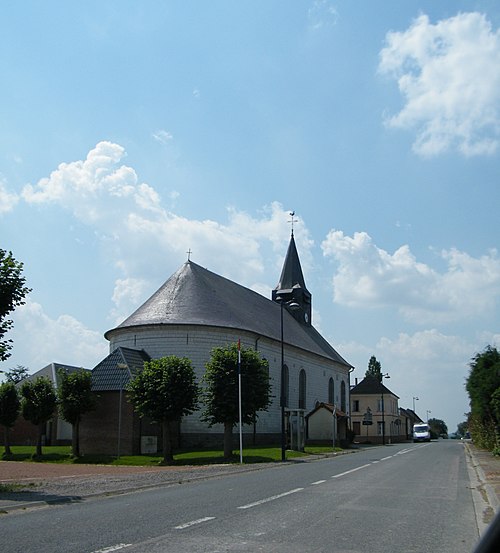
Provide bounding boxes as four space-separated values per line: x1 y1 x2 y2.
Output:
381 373 390 445
117 363 128 459
413 396 419 413
426 410 431 422
277 294 300 462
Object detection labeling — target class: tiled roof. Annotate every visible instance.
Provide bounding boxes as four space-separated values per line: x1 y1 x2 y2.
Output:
350 376 399 398
91 347 150 391
105 261 352 368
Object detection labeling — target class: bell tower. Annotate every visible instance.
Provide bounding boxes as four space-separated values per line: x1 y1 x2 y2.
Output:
272 229 312 326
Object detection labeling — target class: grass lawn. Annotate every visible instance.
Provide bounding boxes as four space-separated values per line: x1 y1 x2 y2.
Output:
0 444 344 466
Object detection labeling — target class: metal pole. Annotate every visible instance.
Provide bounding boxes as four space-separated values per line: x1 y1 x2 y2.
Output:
117 373 123 459
381 390 385 445
280 300 286 462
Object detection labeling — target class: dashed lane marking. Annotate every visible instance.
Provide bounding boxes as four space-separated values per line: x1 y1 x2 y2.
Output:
238 488 304 510
174 516 216 530
331 463 372 479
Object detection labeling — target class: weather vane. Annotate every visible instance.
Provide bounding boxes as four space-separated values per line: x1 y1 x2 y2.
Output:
288 211 297 235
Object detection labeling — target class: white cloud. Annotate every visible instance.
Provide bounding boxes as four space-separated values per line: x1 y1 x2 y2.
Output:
152 130 173 145
321 230 500 323
9 300 108 371
379 12 500 157
0 178 18 214
308 0 339 30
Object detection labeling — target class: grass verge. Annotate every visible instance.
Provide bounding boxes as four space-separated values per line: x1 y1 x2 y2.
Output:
1 444 344 466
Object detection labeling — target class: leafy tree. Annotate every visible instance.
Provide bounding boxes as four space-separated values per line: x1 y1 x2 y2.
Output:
58 369 95 457
21 376 57 457
5 365 29 384
127 356 198 464
202 343 271 459
456 421 468 438
465 346 500 451
0 249 32 361
0 381 20 456
428 417 448 439
365 355 382 383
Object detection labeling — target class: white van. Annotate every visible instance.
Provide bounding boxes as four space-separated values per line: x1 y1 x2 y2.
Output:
413 423 431 442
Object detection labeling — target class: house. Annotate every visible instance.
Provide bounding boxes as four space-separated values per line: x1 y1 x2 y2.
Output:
350 376 405 444
79 232 353 455
1 363 88 446
305 402 349 447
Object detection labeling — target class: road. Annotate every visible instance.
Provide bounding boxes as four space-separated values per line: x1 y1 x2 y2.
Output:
1 441 479 553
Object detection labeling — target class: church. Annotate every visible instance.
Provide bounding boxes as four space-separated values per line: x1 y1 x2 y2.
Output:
80 232 353 455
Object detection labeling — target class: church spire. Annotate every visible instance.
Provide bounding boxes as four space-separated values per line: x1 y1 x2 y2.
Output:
272 230 312 326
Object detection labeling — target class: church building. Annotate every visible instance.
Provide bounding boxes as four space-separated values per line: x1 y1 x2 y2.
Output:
80 232 353 455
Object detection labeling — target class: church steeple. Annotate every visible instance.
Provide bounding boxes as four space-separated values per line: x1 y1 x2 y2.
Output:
272 231 312 326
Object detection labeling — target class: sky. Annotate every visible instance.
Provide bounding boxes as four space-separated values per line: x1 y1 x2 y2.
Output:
1 1 499 434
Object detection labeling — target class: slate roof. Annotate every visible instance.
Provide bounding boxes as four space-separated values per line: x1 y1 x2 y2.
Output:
91 346 151 391
105 261 352 368
24 363 89 388
274 233 310 295
350 376 399 398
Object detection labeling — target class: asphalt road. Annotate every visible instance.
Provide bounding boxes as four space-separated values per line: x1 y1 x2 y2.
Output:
1 441 479 553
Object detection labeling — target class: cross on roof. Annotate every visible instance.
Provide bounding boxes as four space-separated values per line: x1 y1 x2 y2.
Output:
288 211 297 235
186 249 192 261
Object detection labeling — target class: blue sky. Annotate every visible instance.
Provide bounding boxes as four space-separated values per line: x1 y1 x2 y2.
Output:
1 1 499 433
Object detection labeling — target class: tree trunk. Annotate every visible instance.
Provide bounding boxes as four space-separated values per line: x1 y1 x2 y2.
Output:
72 420 80 457
223 421 233 460
36 423 44 457
161 420 174 465
3 425 12 456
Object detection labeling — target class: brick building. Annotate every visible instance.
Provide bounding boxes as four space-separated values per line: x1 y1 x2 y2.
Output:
79 233 353 455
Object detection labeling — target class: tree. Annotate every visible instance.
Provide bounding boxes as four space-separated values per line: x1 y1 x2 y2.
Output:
428 417 448 439
456 421 468 438
58 369 95 457
127 356 198 464
0 381 20 456
202 343 271 459
465 346 500 450
365 355 382 383
0 249 32 362
21 376 57 457
5 365 29 384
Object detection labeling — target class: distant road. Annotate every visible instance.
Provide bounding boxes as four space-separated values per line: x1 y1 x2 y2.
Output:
2 441 479 553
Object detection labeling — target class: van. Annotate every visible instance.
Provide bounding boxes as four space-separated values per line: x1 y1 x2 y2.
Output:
413 423 431 442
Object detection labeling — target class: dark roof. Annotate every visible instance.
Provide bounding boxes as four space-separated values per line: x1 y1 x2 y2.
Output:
91 347 151 391
105 261 351 368
305 402 347 419
350 376 399 398
274 233 310 295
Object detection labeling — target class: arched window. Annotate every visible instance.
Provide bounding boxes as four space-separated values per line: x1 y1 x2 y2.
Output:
282 365 289 407
328 377 334 404
299 369 306 409
340 380 346 412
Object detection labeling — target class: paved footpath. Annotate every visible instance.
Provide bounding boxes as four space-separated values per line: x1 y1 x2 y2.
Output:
1 442 499 531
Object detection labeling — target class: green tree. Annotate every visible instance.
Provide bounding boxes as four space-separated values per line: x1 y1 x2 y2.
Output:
202 343 271 459
365 355 382 383
127 356 198 464
0 250 32 361
456 421 468 438
5 365 29 384
0 381 20 456
428 417 448 439
465 346 500 451
21 376 57 457
58 369 95 457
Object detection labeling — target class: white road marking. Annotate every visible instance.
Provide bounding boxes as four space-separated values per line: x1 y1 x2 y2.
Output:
90 545 132 553
311 480 327 485
380 456 392 461
331 463 372 478
174 516 216 530
238 488 304 509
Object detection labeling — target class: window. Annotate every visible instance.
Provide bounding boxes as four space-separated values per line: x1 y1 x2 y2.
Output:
282 365 289 407
328 377 334 404
299 369 306 409
353 421 361 435
377 398 384 412
340 381 346 412
352 399 360 412
377 421 385 435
